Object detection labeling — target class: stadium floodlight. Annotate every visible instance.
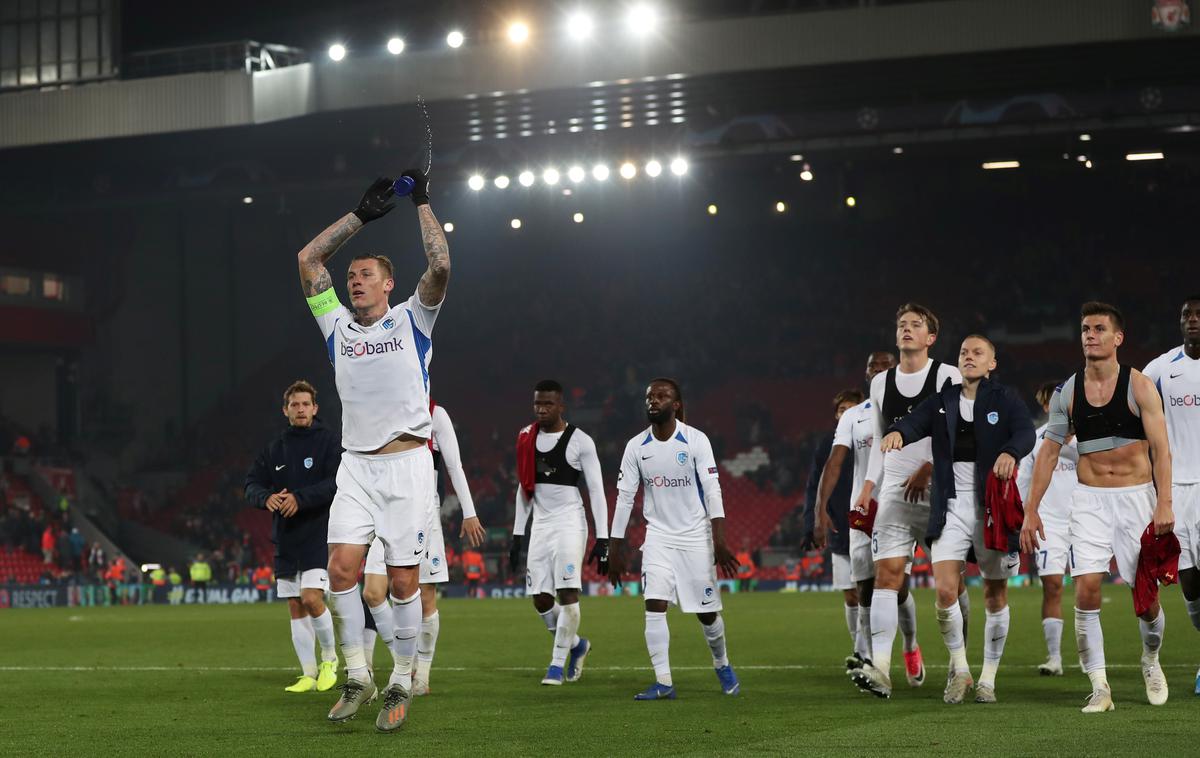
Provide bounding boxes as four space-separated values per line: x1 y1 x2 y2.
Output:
566 12 594 41
669 157 688 176
591 164 610 181
443 222 455 233
644 159 662 177
387 37 405 55
1125 152 1164 161
447 30 465 48
567 165 586 183
981 161 1020 170
542 168 561 185
468 174 486 191
494 175 510 189
573 212 584 223
845 196 857 207
892 146 904 154
789 154 803 162
619 162 637 179
328 44 347 61
775 201 787 213
627 4 660 35
507 22 530 45
1079 133 1092 141
511 218 522 229
800 169 814 181
241 196 253 204
707 204 718 216
518 170 535 187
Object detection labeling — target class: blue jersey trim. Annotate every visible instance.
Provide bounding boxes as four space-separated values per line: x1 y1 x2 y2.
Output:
641 432 654 446
325 319 339 366
1171 350 1185 363
406 309 432 393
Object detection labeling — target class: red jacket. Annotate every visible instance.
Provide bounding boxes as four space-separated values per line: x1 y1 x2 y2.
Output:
850 499 877 534
1134 524 1181 617
516 423 538 500
984 471 1024 552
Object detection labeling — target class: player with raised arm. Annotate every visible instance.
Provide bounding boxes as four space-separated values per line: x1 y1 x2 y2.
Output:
508 380 610 686
880 335 1035 703
815 351 914 672
1141 295 1200 694
296 171 450 731
1021 302 1173 712
1015 382 1079 677
362 401 485 696
608 379 741 700
850 304 962 698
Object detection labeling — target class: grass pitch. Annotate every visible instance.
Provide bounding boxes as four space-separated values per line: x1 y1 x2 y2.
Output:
2 586 1197 756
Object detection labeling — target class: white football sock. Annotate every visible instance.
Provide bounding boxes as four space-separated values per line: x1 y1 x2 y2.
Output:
980 605 1010 687
898 592 918 652
310 608 338 663
552 603 581 667
539 605 559 634
936 602 967 674
870 589 899 675
329 585 368 681
1042 617 1063 661
290 617 317 678
1140 608 1165 658
702 615 729 668
369 601 395 654
1075 607 1107 688
388 592 421 690
645 611 672 686
857 605 872 660
1186 598 1200 631
362 628 378 662
415 611 439 683
844 604 859 646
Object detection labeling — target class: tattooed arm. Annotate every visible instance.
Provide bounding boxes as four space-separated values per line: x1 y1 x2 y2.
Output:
296 213 363 297
416 204 450 307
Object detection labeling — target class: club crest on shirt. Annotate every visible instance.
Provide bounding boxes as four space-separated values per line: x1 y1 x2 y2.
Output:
381 317 395 330
565 563 575 576
704 586 714 598
676 451 689 466
987 411 999 425
432 556 441 568
303 457 314 469
417 531 425 545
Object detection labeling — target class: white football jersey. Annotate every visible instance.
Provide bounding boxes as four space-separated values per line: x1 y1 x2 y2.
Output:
1144 346 1200 484
866 360 962 488
310 286 439 452
431 405 476 519
1017 423 1078 521
832 399 875 507
513 427 610 537
616 421 722 550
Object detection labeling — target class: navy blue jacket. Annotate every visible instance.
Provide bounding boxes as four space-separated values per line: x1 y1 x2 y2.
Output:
244 419 341 575
804 430 853 555
889 378 1035 549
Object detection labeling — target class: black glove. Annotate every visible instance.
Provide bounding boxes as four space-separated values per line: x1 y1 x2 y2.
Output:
400 168 430 206
508 535 524 575
587 538 609 576
352 177 397 224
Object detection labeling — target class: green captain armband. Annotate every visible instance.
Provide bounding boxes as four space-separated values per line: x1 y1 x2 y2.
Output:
306 288 340 317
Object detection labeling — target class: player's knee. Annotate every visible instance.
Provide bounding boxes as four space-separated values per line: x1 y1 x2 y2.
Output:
697 612 718 626
558 589 579 605
301 594 326 617
644 599 668 613
935 585 958 609
982 582 1006 612
362 586 386 607
532 593 555 613
287 598 307 618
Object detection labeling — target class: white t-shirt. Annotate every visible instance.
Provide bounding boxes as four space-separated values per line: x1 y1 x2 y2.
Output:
1016 423 1078 522
612 420 724 550
953 396 976 500
866 359 963 490
310 287 440 452
1144 346 1200 484
832 399 876 508
430 405 476 520
512 427 609 538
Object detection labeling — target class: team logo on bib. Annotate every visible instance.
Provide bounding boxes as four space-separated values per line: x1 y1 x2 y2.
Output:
381 317 395 330
676 451 689 466
987 411 999 425
303 457 314 469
